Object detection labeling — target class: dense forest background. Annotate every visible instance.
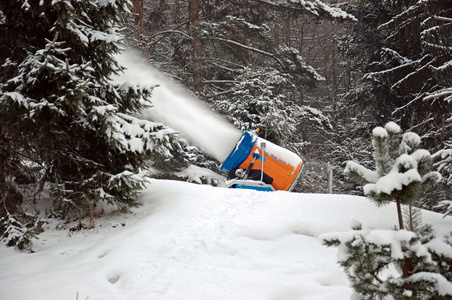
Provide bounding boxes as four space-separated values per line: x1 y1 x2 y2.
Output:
124 0 452 206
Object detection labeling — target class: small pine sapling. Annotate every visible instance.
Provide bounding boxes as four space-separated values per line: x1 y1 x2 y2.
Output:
321 122 452 299
344 122 441 230
344 122 441 278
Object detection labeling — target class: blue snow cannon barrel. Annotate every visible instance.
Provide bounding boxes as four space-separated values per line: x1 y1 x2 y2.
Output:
220 131 256 173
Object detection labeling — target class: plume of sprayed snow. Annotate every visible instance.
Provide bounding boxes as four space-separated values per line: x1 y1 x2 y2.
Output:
112 50 241 162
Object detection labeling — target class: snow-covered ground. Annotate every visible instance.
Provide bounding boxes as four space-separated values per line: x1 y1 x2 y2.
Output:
0 178 450 300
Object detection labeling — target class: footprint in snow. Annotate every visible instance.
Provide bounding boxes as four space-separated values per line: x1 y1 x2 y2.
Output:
107 272 121 284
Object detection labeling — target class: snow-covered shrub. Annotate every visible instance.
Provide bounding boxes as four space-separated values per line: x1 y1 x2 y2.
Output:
433 147 452 186
321 223 452 299
0 213 44 251
321 122 452 299
433 144 452 216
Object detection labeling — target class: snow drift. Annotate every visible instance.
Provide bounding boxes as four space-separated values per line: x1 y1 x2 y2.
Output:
0 179 450 300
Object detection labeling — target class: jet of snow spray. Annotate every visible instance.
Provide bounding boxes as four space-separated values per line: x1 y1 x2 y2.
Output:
113 50 241 162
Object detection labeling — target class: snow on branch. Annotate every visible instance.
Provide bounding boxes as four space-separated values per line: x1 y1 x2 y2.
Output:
106 113 176 157
299 106 332 130
424 88 452 103
148 30 194 41
363 157 422 196
434 15 452 23
1 92 29 108
253 0 357 21
381 47 412 65
344 161 379 184
434 201 452 218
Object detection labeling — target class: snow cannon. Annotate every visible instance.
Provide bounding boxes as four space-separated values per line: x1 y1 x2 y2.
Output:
210 131 303 192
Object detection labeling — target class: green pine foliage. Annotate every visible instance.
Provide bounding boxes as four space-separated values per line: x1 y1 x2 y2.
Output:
402 204 423 232
345 122 441 212
321 223 452 299
0 0 177 222
322 122 452 299
0 213 44 251
434 200 452 218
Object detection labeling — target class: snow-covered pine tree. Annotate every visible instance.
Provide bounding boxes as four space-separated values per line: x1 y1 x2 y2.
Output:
344 122 441 230
0 212 44 251
210 67 330 153
212 68 298 146
433 143 452 217
324 112 374 195
0 1 177 220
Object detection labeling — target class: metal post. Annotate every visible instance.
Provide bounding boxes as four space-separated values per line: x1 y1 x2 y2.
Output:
260 142 266 182
328 162 333 194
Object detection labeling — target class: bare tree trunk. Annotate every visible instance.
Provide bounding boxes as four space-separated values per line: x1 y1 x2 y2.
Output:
132 0 148 57
394 196 404 230
408 204 413 231
0 152 4 188
133 0 143 27
189 0 203 93
132 0 144 36
0 122 5 190
394 196 412 278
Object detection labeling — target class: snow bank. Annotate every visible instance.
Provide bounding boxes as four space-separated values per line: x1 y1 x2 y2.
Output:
0 180 450 300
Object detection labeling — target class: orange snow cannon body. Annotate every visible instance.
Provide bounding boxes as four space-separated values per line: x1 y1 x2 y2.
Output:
219 131 303 192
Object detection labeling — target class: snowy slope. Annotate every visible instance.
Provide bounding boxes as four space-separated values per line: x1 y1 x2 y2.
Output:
0 179 450 300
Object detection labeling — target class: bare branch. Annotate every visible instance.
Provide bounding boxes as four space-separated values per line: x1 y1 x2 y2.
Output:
203 80 240 84
206 37 285 69
146 20 193 48
148 30 194 41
